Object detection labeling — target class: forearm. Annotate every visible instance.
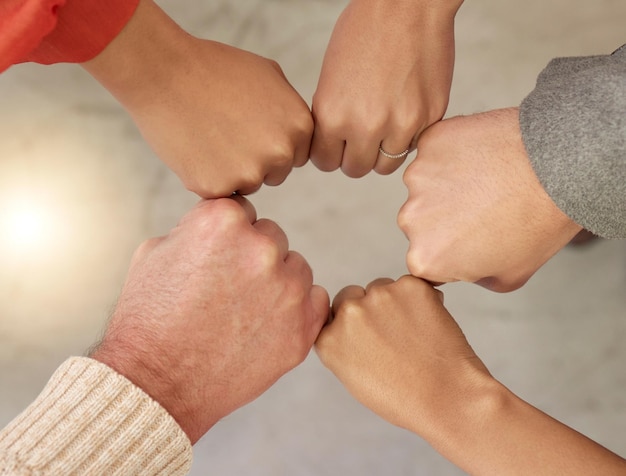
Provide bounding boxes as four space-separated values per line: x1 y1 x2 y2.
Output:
426 379 626 475
520 44 626 239
0 357 192 474
81 0 191 112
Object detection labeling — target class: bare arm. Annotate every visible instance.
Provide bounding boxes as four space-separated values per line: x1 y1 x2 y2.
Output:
316 276 626 475
82 0 313 198
311 0 463 177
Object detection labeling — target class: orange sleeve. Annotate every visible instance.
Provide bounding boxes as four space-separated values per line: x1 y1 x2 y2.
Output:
0 0 140 73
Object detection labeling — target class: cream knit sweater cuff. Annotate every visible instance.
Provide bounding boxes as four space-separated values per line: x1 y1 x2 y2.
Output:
0 357 193 475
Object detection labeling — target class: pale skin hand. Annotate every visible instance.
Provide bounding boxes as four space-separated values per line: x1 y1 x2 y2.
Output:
82 0 313 198
91 197 329 444
310 0 462 178
316 276 626 475
398 107 583 292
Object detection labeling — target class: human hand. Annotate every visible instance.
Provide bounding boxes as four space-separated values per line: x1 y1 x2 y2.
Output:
310 0 461 178
398 108 582 292
83 0 313 197
315 275 493 437
317 276 626 475
91 197 329 444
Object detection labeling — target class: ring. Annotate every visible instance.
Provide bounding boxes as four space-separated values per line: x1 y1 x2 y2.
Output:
378 145 409 159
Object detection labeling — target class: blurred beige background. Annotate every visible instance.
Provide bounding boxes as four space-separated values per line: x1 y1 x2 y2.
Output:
0 0 625 474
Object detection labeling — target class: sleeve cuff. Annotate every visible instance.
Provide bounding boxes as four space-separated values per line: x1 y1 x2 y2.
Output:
0 356 192 475
25 0 140 65
519 45 626 239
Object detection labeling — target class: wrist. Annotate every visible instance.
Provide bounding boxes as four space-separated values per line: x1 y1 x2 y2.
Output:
90 337 213 444
416 372 507 450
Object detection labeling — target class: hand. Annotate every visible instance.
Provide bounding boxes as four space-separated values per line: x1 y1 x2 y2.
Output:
398 108 582 292
91 197 329 444
310 0 461 178
316 276 492 435
83 0 313 197
316 276 626 474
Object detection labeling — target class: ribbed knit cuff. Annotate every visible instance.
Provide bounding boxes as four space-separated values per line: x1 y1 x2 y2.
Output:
0 357 192 475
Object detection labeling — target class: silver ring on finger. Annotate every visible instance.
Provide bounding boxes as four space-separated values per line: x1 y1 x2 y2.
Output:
379 145 410 159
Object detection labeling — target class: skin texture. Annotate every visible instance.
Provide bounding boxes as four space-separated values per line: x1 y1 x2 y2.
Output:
316 276 626 475
310 0 460 178
398 107 582 292
82 0 313 198
91 197 329 444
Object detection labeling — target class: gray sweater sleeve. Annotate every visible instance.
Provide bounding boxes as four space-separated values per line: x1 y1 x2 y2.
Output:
519 44 626 239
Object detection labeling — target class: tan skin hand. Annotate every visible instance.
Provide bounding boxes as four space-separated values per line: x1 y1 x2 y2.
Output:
92 197 329 444
316 275 492 436
398 107 582 292
83 0 313 198
316 277 626 475
311 0 460 178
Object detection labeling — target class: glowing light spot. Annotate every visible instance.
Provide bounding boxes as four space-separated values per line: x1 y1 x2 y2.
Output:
7 207 48 245
1 198 62 255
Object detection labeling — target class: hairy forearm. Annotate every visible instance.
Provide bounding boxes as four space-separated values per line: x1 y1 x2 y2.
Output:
427 380 626 475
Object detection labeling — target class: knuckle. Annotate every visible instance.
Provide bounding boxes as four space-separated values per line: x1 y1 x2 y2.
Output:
191 199 244 234
401 160 419 187
364 284 393 304
251 236 282 271
334 298 363 321
396 202 413 233
270 142 295 168
238 167 266 192
183 175 229 199
312 101 346 134
406 247 434 280
294 108 314 136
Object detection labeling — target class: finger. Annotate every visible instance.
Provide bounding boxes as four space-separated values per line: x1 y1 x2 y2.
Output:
375 135 412 175
434 287 445 304
181 198 255 228
293 138 311 168
263 160 293 187
308 284 331 337
253 219 289 259
293 110 314 168
331 285 366 315
340 136 379 178
365 277 395 293
229 194 257 224
425 279 446 288
309 114 345 172
284 250 314 286
235 180 263 196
